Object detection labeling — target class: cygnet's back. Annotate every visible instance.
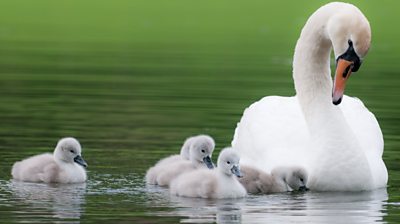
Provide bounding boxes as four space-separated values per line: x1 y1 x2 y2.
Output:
170 147 246 199
145 135 215 186
11 137 88 183
145 136 193 184
239 165 308 194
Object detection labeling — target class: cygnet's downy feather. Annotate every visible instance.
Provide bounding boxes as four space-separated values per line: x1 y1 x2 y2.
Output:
145 135 215 186
170 147 246 199
239 165 308 194
11 137 88 183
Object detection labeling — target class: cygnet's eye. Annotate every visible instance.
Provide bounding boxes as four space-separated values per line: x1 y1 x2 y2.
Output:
201 149 205 153
300 178 304 182
227 161 230 164
70 150 75 154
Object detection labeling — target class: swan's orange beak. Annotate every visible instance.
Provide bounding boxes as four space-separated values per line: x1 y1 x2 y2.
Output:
332 58 354 105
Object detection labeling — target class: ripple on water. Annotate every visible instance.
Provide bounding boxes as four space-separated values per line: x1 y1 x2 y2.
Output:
141 187 389 224
0 174 391 223
0 179 86 223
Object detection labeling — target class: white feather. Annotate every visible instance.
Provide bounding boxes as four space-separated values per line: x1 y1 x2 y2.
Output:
232 2 387 191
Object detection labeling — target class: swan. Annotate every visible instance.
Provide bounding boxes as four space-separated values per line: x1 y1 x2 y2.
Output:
145 135 215 185
170 147 246 198
11 137 88 183
239 165 308 194
232 2 387 191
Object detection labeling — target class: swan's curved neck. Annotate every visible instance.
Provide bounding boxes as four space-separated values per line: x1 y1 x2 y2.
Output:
293 9 335 125
292 7 364 151
289 3 374 190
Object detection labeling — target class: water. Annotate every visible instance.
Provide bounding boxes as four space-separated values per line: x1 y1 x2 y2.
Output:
0 1 400 223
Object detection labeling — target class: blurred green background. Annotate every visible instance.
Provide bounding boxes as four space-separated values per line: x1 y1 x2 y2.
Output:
0 0 399 223
0 0 397 148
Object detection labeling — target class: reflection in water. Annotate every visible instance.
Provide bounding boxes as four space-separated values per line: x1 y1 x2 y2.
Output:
169 195 244 224
147 185 388 223
241 189 388 223
8 181 86 222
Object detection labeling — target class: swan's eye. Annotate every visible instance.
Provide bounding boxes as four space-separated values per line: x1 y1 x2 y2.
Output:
70 150 75 153
227 161 230 164
300 178 304 182
201 149 205 153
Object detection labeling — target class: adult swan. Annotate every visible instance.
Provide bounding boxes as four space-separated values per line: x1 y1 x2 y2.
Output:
232 2 388 191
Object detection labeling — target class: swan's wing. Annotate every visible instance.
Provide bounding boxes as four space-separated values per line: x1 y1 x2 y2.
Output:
232 96 309 172
339 95 387 187
340 95 384 157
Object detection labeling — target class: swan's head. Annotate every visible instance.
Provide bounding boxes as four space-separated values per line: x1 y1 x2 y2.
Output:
189 135 215 169
54 137 88 168
217 147 242 177
286 167 308 191
326 3 371 105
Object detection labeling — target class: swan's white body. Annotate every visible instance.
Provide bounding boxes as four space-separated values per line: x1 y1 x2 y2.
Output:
232 2 388 191
11 138 87 184
170 147 246 199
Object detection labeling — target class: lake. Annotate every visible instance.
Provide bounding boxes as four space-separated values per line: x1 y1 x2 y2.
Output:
0 0 399 223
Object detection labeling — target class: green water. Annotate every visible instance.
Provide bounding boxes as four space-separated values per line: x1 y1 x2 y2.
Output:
0 0 399 223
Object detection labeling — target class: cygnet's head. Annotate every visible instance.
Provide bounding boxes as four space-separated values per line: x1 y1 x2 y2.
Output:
281 167 308 191
54 137 88 168
324 2 371 105
189 135 215 169
180 136 194 160
217 147 242 177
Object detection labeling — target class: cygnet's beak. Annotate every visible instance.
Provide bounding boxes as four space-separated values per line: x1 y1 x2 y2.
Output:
203 156 214 169
231 165 243 178
298 185 309 192
74 155 88 168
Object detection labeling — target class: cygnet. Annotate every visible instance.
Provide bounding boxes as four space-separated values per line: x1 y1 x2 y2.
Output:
239 165 308 194
11 137 88 183
145 135 215 185
170 147 246 199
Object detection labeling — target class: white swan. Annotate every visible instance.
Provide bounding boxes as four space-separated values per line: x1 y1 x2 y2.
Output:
239 165 308 194
145 135 215 185
170 147 246 199
11 137 87 183
232 2 387 191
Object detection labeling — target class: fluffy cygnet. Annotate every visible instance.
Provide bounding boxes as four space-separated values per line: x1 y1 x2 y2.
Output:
154 136 215 186
170 147 247 199
11 137 88 183
239 165 308 194
145 135 215 185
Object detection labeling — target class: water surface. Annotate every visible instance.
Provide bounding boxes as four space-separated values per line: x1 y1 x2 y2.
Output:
0 1 399 223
